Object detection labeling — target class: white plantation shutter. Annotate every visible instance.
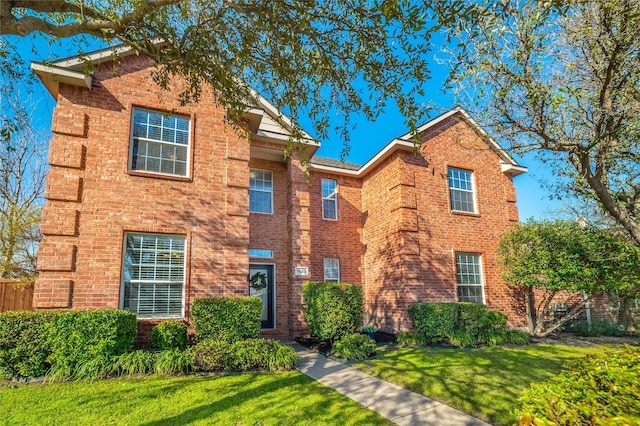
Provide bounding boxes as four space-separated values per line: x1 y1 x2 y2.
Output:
122 233 185 318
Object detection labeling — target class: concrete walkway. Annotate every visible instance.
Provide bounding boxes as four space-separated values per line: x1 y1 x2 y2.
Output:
292 343 490 426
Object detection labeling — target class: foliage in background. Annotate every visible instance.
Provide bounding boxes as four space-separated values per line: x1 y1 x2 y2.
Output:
517 346 640 425
0 86 47 280
407 302 526 348
0 0 485 158
191 297 261 342
499 220 640 335
448 0 640 246
0 311 57 378
151 320 189 350
302 282 363 341
331 333 376 360
45 310 137 379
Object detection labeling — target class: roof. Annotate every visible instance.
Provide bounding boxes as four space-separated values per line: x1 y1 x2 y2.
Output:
309 157 361 171
309 107 527 178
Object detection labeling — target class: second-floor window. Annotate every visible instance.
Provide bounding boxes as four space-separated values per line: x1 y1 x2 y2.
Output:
130 108 190 177
249 169 273 213
448 167 476 213
322 179 338 220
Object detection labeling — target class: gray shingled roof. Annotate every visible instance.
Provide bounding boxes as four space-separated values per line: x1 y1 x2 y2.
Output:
309 156 361 171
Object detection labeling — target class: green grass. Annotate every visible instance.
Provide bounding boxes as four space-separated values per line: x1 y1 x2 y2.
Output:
0 372 392 425
353 343 620 425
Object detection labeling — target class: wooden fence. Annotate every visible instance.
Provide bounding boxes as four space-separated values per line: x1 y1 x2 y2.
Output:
0 279 34 312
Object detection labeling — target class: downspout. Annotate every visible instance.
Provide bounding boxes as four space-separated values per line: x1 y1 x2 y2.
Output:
583 292 592 330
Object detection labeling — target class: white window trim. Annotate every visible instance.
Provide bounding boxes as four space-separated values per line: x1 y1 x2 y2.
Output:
119 232 187 319
454 252 486 305
249 169 274 214
321 178 338 221
128 107 192 178
448 167 477 214
323 257 340 282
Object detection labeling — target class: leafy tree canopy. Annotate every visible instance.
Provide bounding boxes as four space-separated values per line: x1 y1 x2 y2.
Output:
447 0 640 245
0 0 482 155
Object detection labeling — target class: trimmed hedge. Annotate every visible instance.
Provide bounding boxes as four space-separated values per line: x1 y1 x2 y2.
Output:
407 302 527 347
518 347 640 425
191 297 262 342
151 320 189 350
46 310 137 375
302 282 363 340
407 302 458 343
193 338 298 372
0 311 58 378
331 333 376 360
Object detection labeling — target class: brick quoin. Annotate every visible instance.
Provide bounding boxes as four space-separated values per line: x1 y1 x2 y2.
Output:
35 52 528 344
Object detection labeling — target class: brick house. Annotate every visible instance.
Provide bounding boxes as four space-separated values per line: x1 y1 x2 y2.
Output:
32 47 527 341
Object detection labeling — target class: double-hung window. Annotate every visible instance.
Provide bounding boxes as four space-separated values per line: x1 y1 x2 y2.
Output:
324 258 340 282
121 233 186 318
448 167 476 213
249 169 273 214
455 252 485 304
322 179 338 220
130 108 190 177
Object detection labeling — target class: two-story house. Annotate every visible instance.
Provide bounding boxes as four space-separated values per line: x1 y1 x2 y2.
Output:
32 46 526 342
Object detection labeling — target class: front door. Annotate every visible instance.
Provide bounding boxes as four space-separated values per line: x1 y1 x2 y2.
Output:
249 264 275 329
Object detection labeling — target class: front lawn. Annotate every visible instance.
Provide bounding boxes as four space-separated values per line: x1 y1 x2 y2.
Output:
353 343 620 425
0 372 392 425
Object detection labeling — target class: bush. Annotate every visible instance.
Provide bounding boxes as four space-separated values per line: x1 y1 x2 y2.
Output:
0 311 58 379
116 350 157 376
407 302 457 343
302 282 363 340
504 329 530 345
193 338 298 372
567 319 622 337
457 302 489 334
447 331 476 348
191 297 261 342
151 320 189 350
154 348 194 375
396 332 426 345
46 310 137 376
518 347 640 425
331 333 376 360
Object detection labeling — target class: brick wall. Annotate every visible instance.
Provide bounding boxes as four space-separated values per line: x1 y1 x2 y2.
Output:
35 56 250 336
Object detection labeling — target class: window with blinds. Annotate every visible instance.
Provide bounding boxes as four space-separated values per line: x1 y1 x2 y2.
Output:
130 108 190 177
323 258 340 282
121 233 186 318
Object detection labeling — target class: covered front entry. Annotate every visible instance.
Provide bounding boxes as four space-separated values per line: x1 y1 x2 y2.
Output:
249 263 275 329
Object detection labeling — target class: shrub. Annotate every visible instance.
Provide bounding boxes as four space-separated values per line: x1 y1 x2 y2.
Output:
518 347 640 425
407 302 457 343
46 310 137 375
117 350 157 376
504 329 530 345
568 319 622 337
0 311 58 379
302 282 363 340
457 302 489 334
447 331 476 348
331 333 376 360
191 297 261 342
193 338 298 372
154 348 194 375
396 332 426 345
73 355 118 381
151 320 189 350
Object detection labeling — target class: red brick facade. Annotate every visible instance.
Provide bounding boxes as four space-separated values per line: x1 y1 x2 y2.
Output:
34 52 527 340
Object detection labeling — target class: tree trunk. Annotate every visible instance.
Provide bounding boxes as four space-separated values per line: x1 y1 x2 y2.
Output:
618 296 632 327
524 288 536 334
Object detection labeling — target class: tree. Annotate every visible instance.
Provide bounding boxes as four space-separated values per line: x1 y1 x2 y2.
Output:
499 220 640 336
0 0 479 154
0 85 47 281
447 0 640 245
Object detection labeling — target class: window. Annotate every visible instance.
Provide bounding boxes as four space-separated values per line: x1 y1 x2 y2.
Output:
455 252 484 304
121 233 186 318
322 179 338 220
448 167 476 213
324 258 340 282
249 169 273 213
248 249 273 258
130 108 191 177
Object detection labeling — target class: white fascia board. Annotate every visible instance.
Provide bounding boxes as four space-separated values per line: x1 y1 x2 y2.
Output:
256 129 318 145
309 139 416 178
501 163 528 176
49 41 166 69
398 108 461 140
247 87 316 141
31 62 92 98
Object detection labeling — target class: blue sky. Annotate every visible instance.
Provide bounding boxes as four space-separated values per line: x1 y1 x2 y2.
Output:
9 34 566 221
